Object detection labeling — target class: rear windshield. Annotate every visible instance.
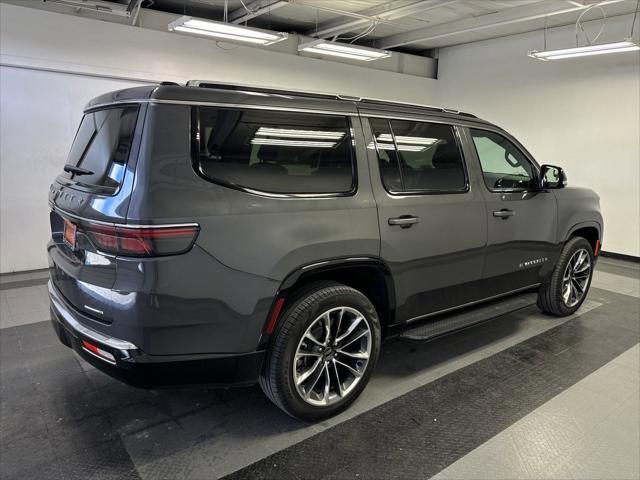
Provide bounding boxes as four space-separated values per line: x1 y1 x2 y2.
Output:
63 106 139 192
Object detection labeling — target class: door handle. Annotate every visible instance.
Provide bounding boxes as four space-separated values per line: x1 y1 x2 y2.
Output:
493 209 515 219
388 215 420 228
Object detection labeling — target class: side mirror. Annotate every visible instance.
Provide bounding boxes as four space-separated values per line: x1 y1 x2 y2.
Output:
540 164 567 189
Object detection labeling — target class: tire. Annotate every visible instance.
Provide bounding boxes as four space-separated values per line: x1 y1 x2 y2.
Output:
538 237 595 316
259 282 381 421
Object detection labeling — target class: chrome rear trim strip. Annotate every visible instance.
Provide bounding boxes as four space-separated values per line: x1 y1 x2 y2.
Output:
49 204 199 229
48 280 138 351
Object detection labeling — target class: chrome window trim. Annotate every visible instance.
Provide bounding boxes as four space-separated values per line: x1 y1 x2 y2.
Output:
191 106 358 199
367 118 471 197
85 99 355 117
360 112 477 128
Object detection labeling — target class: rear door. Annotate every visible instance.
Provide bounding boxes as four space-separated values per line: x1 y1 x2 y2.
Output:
463 127 558 292
360 111 487 323
48 104 142 323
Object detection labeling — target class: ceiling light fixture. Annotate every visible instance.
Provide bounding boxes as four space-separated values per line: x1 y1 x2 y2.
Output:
368 142 427 152
298 40 391 62
529 39 639 60
168 16 288 46
376 134 437 145
255 127 345 140
529 1 640 61
251 139 337 148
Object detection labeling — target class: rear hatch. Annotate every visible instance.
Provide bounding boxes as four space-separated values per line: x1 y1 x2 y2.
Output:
48 105 142 323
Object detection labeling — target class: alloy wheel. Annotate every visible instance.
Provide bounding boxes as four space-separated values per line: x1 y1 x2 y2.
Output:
562 248 592 307
293 307 372 406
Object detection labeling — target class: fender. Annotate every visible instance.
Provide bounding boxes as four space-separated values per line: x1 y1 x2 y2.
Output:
564 221 602 242
258 256 398 347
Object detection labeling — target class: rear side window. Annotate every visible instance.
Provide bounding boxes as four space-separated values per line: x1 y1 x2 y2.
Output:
368 118 467 193
194 107 355 195
64 106 139 192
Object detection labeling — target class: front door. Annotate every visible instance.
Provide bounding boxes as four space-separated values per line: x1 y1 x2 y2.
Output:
464 127 559 294
361 113 487 323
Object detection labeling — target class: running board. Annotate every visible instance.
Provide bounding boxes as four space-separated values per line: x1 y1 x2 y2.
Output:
400 292 538 341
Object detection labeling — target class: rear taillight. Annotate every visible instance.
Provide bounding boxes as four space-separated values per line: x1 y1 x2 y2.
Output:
81 222 199 257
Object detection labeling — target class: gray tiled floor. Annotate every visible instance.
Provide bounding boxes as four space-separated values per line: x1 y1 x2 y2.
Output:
0 284 50 329
433 344 640 480
0 258 638 479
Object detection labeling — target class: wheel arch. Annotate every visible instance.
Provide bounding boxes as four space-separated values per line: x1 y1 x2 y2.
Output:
260 257 396 347
565 221 602 254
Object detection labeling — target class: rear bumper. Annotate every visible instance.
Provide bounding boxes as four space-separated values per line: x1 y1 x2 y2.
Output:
48 280 264 388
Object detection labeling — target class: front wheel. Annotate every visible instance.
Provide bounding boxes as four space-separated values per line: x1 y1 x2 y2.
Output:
259 282 381 421
538 237 595 316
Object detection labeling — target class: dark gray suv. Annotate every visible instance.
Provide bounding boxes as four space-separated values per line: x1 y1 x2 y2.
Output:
47 82 603 420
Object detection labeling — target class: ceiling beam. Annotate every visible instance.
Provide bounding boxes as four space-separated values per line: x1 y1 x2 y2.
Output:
304 0 458 39
376 0 625 49
229 0 288 24
43 0 133 17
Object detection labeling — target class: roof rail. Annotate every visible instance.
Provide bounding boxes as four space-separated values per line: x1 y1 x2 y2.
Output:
185 80 477 118
186 80 340 100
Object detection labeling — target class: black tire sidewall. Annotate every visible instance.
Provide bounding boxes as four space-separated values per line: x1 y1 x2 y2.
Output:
547 237 595 315
270 285 381 421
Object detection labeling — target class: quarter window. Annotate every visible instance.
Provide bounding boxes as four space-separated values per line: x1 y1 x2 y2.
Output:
369 118 467 193
194 107 355 195
470 129 536 191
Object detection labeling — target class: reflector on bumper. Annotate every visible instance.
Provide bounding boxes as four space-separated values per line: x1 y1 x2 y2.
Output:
81 340 117 364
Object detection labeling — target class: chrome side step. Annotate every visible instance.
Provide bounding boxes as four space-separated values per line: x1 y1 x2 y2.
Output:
400 292 538 341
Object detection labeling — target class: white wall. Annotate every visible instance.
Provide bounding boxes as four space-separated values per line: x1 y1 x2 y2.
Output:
434 14 640 257
0 68 141 272
2 4 638 272
0 3 438 273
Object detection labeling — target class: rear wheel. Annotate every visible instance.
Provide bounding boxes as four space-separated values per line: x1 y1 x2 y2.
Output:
538 237 594 316
259 282 381 421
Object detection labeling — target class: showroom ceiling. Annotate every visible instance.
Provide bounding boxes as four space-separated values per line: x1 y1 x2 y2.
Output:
139 0 639 53
40 0 639 54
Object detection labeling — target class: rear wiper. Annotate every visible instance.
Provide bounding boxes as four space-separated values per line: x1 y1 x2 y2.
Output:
64 164 94 176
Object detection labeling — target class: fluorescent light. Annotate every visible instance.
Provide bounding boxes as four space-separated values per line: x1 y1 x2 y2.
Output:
251 138 337 148
368 142 427 152
376 134 437 145
256 127 345 140
528 39 639 60
169 16 288 46
299 40 391 62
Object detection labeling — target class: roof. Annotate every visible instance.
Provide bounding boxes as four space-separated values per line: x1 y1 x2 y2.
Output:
85 81 491 126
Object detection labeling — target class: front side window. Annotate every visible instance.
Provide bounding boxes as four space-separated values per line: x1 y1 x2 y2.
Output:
470 129 536 191
194 107 355 195
64 106 139 192
368 118 467 193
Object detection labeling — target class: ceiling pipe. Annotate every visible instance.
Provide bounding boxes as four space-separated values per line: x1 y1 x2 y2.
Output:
376 0 627 49
229 0 289 24
305 0 458 39
42 0 135 17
